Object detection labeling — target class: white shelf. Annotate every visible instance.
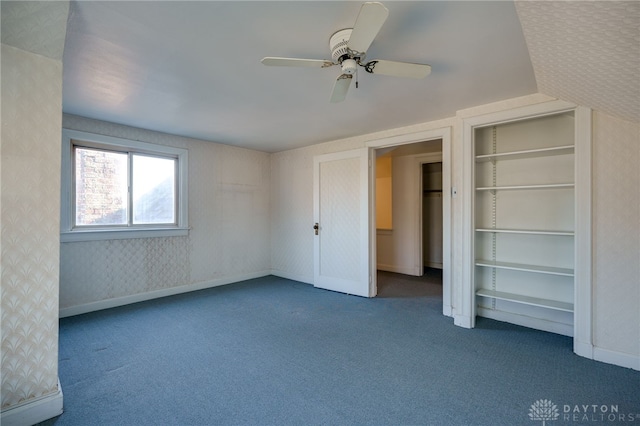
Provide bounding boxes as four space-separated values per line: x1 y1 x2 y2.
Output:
475 260 574 277
475 228 574 236
476 289 574 312
476 183 574 191
475 145 574 162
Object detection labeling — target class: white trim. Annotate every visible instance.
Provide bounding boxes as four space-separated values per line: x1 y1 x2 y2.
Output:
454 314 473 329
366 127 453 317
59 271 271 318
477 307 573 337
573 106 593 357
1 380 63 426
61 129 189 242
593 347 640 371
366 128 450 149
459 99 578 129
61 227 189 242
377 264 422 276
368 147 378 297
461 114 475 327
270 270 314 286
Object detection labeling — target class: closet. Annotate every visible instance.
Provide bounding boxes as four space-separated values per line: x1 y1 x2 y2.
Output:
423 162 443 269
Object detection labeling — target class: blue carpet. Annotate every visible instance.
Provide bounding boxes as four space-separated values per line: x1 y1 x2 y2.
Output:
47 275 639 425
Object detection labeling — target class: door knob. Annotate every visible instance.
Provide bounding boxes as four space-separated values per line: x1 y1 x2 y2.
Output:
313 223 319 235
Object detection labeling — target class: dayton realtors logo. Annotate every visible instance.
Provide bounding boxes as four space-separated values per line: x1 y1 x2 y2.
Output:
529 399 639 424
529 399 560 425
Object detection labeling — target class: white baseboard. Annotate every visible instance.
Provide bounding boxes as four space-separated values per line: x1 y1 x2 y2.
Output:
593 346 640 371
442 305 453 317
1 380 63 426
270 270 313 285
454 314 473 329
377 264 421 276
573 339 594 360
477 307 573 337
59 271 271 318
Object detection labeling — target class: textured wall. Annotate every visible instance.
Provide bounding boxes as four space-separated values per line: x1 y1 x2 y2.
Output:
516 1 640 123
1 45 62 408
60 115 271 310
270 139 361 284
592 111 640 358
270 118 455 285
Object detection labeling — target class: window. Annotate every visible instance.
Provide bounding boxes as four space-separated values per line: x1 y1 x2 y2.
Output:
61 129 188 242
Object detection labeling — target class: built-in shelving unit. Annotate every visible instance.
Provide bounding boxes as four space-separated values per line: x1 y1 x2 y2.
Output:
473 112 576 336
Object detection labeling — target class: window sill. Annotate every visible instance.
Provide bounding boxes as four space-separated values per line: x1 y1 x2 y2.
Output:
61 227 190 243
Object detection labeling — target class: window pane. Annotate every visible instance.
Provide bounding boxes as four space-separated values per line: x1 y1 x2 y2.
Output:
132 155 176 224
75 147 128 226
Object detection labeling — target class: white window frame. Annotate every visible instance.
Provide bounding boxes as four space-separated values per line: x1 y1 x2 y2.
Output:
61 129 189 242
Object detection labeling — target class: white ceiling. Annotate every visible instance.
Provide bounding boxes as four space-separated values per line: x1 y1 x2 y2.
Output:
61 1 537 152
5 1 636 153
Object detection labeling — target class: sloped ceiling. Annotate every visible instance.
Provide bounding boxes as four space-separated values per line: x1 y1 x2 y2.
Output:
516 1 640 123
4 1 639 152
60 1 537 152
0 1 69 60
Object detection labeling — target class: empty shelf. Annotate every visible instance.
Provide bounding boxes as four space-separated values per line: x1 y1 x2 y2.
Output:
476 183 574 191
475 260 574 276
475 145 574 162
475 228 574 236
476 289 574 312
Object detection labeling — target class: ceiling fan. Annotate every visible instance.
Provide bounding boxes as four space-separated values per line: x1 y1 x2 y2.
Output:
261 2 431 103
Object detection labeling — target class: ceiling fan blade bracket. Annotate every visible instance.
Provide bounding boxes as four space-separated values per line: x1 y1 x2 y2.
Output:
363 60 378 74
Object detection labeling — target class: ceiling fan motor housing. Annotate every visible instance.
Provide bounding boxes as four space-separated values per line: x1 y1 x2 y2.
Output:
330 28 354 63
341 59 358 75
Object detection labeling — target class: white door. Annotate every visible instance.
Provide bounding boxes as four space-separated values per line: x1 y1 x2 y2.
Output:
313 148 373 297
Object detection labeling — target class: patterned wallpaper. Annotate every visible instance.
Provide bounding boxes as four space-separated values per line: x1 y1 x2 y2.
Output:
0 1 69 60
592 111 640 357
60 115 271 309
270 116 458 285
516 1 640 123
1 45 62 409
272 95 640 362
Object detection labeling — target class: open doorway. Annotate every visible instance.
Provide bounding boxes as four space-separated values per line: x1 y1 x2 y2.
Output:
366 127 452 316
374 140 444 299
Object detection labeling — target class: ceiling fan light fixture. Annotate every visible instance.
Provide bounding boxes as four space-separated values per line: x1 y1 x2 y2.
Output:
341 58 358 75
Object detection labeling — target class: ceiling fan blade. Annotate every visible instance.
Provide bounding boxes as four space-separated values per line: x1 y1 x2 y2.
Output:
261 57 334 68
330 74 353 103
367 60 432 79
347 2 389 54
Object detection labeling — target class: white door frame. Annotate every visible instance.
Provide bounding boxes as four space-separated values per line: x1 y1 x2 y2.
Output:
366 127 453 316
